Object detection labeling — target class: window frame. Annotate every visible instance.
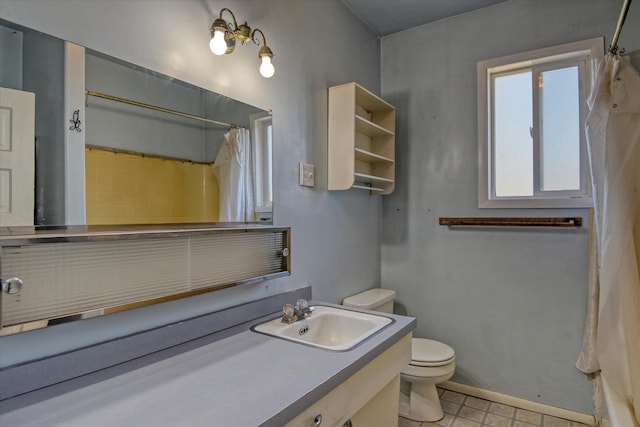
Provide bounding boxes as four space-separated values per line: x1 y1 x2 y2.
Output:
250 111 273 215
477 38 603 208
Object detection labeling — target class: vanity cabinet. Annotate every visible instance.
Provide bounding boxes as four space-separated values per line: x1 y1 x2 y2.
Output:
328 82 396 194
285 333 411 427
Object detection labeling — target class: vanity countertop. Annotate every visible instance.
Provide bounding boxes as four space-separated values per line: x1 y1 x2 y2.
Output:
0 302 415 427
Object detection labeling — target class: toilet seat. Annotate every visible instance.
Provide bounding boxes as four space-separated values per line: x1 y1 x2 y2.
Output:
401 338 457 422
410 338 455 367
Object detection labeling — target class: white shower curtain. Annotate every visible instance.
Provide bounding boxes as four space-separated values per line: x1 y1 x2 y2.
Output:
578 54 640 426
212 128 255 222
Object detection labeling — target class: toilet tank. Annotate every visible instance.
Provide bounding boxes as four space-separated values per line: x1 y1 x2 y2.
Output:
342 288 396 313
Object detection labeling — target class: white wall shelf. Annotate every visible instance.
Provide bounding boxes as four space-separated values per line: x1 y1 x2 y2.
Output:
354 172 395 184
328 82 396 195
355 115 394 137
354 148 394 164
352 185 385 192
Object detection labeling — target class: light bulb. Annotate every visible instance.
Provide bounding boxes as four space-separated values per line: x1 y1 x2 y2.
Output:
209 30 227 55
259 55 275 78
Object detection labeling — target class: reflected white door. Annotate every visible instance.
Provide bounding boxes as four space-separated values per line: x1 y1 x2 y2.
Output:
0 87 35 226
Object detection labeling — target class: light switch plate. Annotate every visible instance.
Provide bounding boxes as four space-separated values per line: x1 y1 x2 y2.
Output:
299 163 315 187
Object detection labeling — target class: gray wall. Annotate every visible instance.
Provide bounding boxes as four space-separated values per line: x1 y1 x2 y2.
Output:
23 30 66 225
85 52 263 163
380 0 640 414
0 1 382 366
0 25 23 89
85 52 209 162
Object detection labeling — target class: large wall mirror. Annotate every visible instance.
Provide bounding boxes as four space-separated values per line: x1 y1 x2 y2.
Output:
0 19 273 230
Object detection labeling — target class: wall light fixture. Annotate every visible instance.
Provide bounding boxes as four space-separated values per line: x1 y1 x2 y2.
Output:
209 8 275 78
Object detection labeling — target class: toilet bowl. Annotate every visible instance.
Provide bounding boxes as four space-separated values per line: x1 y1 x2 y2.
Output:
399 338 455 421
342 288 455 422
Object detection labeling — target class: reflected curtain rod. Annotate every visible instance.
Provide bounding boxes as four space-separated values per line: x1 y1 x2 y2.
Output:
439 217 582 227
85 144 212 165
85 89 240 129
609 0 632 54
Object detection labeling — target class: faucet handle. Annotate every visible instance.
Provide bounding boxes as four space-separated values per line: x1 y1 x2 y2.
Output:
296 299 314 318
283 303 295 317
282 303 296 323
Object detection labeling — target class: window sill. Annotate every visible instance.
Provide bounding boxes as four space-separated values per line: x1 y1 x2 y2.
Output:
479 197 593 209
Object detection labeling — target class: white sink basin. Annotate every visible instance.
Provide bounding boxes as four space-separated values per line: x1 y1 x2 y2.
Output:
252 305 393 351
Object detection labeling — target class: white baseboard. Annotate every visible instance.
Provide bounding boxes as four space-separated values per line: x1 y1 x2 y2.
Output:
440 381 611 427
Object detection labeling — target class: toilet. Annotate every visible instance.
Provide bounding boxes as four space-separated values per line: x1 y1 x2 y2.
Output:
342 288 455 422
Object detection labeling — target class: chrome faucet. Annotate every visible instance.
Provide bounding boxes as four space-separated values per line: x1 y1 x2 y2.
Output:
282 299 315 323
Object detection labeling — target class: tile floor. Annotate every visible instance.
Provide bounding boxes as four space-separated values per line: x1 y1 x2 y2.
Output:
398 388 592 427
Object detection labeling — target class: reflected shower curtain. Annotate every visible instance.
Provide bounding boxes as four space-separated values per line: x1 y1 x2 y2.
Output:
212 128 255 222
578 54 640 426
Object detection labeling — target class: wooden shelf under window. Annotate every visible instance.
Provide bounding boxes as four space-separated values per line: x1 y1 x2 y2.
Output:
438 217 582 227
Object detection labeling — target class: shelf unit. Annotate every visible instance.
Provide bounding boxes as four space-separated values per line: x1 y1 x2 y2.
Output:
328 82 396 194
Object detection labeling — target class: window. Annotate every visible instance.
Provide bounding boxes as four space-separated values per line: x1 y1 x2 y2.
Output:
250 112 273 219
478 38 602 208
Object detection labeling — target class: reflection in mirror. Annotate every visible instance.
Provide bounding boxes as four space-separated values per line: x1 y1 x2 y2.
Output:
0 20 273 228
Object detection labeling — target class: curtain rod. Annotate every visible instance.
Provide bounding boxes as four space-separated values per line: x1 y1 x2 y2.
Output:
85 145 212 165
439 217 582 227
85 89 240 129
609 0 632 54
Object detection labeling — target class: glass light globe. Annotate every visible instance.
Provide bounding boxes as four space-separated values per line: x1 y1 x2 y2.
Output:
259 55 275 78
209 30 227 55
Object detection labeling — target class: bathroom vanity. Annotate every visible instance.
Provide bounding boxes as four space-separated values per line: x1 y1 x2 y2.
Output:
285 333 411 426
0 289 415 426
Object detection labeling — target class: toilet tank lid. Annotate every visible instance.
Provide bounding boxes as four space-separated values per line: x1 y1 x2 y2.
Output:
342 288 396 310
